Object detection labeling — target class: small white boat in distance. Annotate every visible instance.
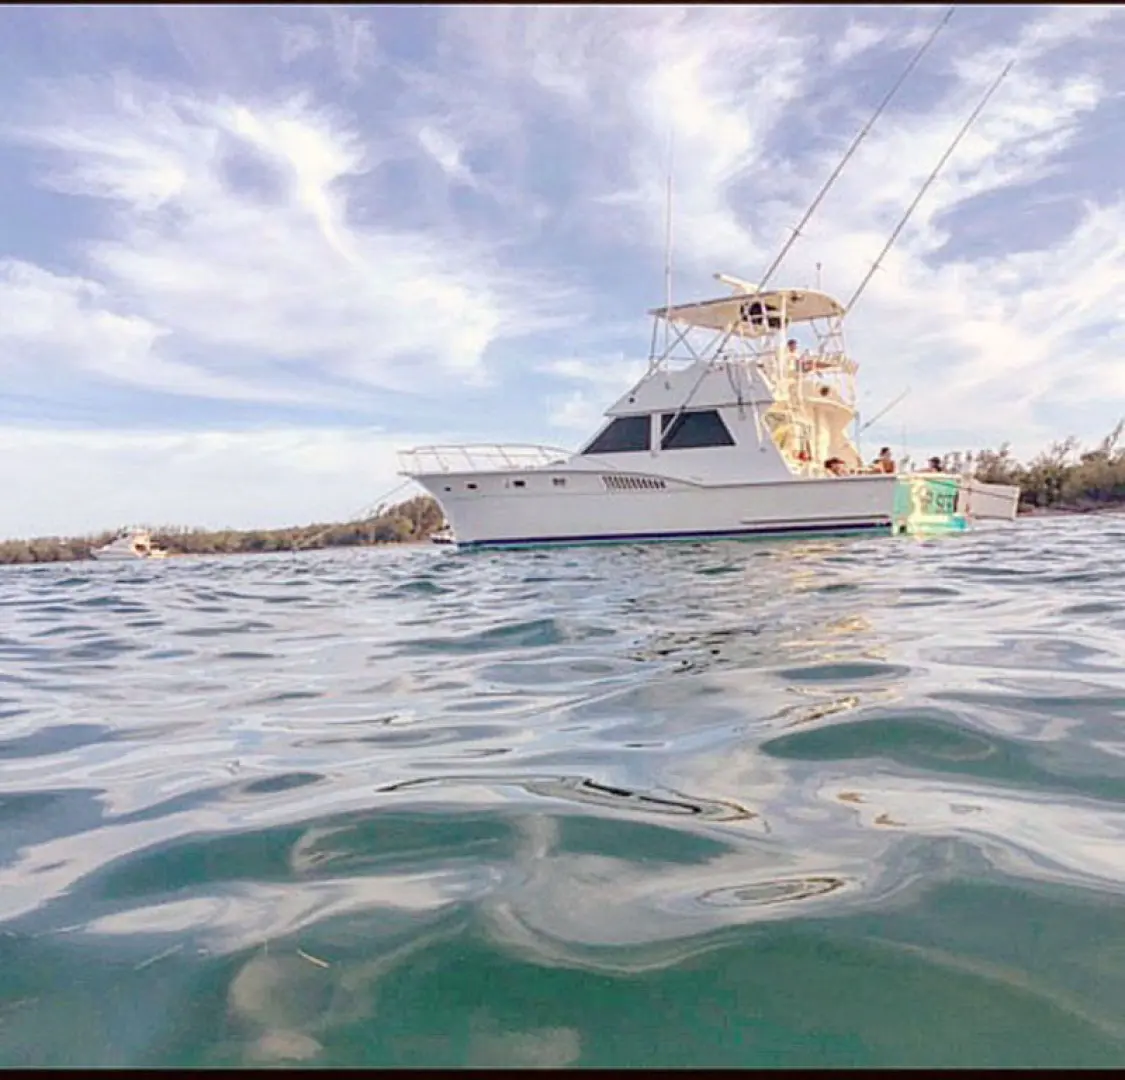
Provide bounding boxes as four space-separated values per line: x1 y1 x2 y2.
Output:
430 525 455 546
91 528 169 561
398 282 1019 552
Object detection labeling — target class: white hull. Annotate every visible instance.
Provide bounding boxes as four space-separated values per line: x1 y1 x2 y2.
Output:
90 548 145 562
411 466 1021 550
963 478 1022 521
90 531 169 561
413 469 979 550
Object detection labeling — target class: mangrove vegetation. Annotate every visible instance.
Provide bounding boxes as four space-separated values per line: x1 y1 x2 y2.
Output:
0 494 444 565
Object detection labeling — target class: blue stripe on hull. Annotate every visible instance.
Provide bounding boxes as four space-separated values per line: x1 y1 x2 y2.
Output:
455 518 894 552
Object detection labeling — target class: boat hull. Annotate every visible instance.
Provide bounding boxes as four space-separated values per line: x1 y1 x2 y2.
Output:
408 468 1005 551
90 533 170 560
90 548 146 561
963 477 1022 520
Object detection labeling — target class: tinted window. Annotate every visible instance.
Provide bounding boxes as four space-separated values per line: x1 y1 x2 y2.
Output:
582 415 651 455
660 409 736 449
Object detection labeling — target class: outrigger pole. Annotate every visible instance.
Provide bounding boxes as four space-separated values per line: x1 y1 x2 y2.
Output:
845 60 1015 315
755 5 956 295
700 4 954 372
656 8 959 441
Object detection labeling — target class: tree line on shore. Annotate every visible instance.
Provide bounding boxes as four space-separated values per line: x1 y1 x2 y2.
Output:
2 425 1124 565
955 421 1125 513
0 494 444 565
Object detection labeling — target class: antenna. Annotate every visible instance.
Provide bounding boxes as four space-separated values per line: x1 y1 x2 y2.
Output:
755 5 955 294
845 60 1014 315
662 128 675 353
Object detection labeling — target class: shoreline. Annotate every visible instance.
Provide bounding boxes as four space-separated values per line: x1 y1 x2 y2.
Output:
4 487 1125 567
1018 503 1125 517
0 534 444 567
0 493 446 567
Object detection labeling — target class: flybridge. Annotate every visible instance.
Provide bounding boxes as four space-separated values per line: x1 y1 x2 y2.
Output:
649 286 846 333
640 276 853 406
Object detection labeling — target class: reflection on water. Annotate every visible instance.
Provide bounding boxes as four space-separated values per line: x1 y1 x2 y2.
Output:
3 517 1125 1064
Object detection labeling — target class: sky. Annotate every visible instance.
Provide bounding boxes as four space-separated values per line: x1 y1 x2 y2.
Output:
2 4 1125 539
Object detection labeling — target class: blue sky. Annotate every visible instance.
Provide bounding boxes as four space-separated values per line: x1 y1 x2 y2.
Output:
2 4 1124 538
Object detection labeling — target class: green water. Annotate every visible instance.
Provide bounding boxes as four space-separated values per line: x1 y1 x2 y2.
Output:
2 516 1125 1066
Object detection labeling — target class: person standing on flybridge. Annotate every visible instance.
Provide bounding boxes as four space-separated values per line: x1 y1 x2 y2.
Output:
789 337 816 373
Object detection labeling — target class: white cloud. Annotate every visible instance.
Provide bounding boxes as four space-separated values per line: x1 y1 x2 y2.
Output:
541 355 647 393
545 391 602 437
533 4 1125 451
277 9 379 84
3 78 570 402
416 125 479 189
325 9 379 85
0 427 443 539
279 23 321 65
830 22 891 66
3 4 1125 534
539 353 650 436
0 259 342 407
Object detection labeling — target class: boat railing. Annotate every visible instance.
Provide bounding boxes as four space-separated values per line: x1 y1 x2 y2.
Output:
399 444 573 474
799 351 856 375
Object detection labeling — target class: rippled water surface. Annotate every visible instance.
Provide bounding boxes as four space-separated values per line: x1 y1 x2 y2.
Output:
4 517 1125 1066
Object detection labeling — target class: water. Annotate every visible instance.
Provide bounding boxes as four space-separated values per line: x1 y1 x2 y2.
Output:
3 517 1125 1066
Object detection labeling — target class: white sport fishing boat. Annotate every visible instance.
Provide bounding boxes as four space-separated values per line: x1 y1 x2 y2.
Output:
90 528 169 561
397 11 1020 552
400 282 1018 551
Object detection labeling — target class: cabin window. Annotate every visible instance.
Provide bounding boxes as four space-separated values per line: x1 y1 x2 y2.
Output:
660 409 735 450
512 479 526 488
581 415 651 455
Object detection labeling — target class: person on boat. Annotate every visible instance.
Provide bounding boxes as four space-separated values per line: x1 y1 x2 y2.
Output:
789 338 815 373
873 447 896 474
925 456 943 472
824 457 848 476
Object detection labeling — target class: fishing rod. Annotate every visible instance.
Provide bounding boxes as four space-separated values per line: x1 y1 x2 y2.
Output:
854 386 911 464
859 386 912 433
755 5 956 295
845 59 1015 315
702 4 954 372
658 8 959 447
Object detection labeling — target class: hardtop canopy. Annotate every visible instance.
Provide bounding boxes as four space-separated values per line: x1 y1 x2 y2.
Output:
649 287 845 332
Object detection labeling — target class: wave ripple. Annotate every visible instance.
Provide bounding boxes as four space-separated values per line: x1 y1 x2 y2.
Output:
2 519 1125 1066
